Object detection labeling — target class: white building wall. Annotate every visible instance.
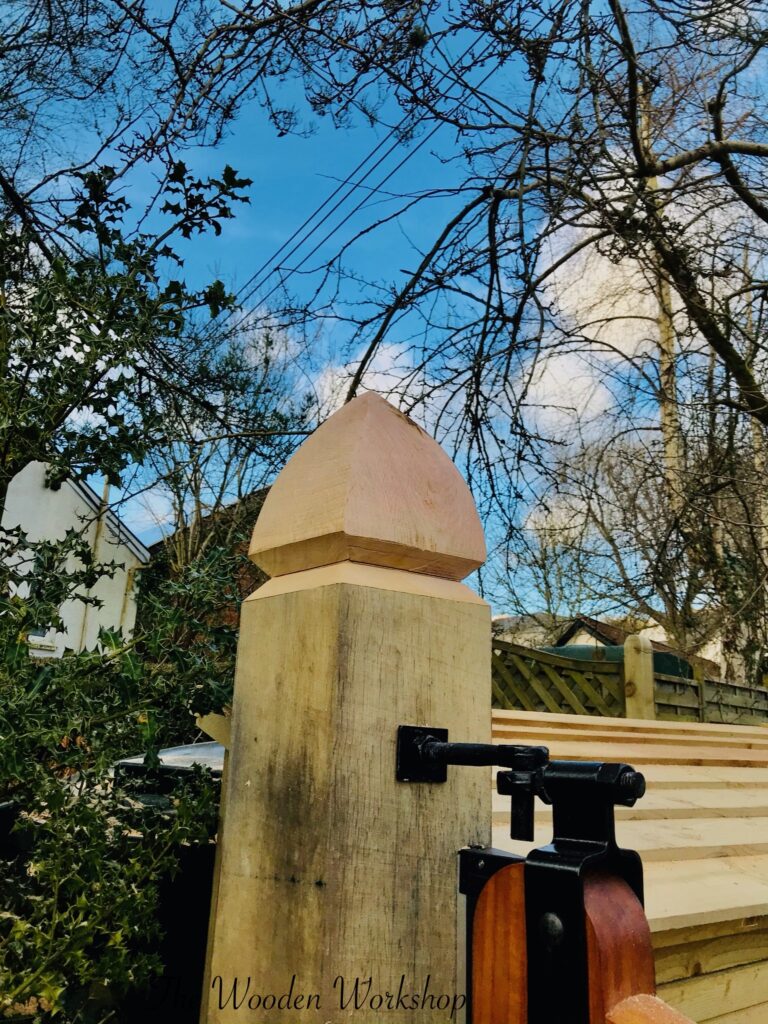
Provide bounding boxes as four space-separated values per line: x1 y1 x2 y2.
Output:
1 462 147 657
564 629 603 647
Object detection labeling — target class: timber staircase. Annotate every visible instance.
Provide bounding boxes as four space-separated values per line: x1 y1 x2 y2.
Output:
492 710 768 1024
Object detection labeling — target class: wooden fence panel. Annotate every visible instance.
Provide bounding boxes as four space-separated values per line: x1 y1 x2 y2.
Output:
492 640 625 717
702 678 768 726
653 673 702 723
653 672 768 725
491 641 768 725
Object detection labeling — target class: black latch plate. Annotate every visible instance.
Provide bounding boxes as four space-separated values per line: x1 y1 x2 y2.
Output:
458 846 524 897
396 725 448 782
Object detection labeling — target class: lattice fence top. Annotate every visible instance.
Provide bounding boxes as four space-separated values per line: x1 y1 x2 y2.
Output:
492 639 625 717
492 639 768 725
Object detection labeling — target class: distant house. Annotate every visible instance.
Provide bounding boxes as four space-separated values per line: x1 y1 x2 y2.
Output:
2 461 150 657
553 614 720 678
491 612 566 648
494 611 722 678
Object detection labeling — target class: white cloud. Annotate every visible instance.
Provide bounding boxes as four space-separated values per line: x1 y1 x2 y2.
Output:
119 486 175 539
543 228 660 360
313 341 423 416
524 351 614 434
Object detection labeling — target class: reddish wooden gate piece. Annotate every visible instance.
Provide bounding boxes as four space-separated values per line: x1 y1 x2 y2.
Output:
472 864 696 1023
471 861 527 1024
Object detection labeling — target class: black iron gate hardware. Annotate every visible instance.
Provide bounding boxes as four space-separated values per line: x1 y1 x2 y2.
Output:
521 759 645 1024
396 724 647 1024
395 724 548 783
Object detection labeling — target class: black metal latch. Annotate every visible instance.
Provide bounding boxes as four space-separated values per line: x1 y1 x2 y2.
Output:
396 724 549 840
396 724 647 1024
522 759 645 1024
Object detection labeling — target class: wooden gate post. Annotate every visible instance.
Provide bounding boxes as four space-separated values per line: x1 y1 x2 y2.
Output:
201 393 491 1023
623 635 655 720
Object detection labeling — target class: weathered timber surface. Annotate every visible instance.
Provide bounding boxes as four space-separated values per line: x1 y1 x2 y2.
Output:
203 575 490 1022
658 959 768 1021
203 394 492 1024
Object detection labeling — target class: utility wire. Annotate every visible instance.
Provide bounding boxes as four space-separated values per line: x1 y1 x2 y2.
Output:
211 34 492 331
256 118 448 308
231 127 407 308
255 42 500 308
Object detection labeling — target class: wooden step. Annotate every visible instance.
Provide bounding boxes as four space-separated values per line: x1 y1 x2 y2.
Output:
652 916 768 986
492 738 768 767
658 958 768 1021
488 707 768 1017
494 723 768 753
493 708 768 739
492 816 768 864
632 765 768 789
491 787 768 821
695 1003 768 1024
645 856 768 932
485 764 768 787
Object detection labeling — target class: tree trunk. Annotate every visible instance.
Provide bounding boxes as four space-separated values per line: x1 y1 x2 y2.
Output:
655 268 684 517
641 91 684 518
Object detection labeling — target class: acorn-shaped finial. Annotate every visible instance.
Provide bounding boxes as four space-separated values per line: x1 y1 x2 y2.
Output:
250 393 485 580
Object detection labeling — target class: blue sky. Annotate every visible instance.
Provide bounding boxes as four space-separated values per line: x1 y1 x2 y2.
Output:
155 85 470 315
113 52 521 546
116 92 468 541
111 49 622 620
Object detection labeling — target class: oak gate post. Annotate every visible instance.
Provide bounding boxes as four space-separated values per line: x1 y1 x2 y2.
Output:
201 393 491 1023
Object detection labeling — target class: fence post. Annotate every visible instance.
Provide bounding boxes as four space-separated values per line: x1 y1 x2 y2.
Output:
692 664 706 722
623 635 655 720
201 393 491 1023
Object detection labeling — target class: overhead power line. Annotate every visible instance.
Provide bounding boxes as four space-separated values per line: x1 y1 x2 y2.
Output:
214 35 495 333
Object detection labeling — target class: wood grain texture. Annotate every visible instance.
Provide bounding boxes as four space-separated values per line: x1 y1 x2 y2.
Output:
493 786 768 822
202 578 490 1022
493 708 768 738
643 856 768 933
252 559 486 604
196 711 231 748
699 1000 768 1023
494 815 768 862
653 921 768 986
200 747 230 1014
584 873 656 1023
621 766 768 788
652 916 768 952
494 739 768 767
249 393 486 580
658 960 768 1021
624 636 656 721
494 725 768 753
607 994 696 1023
470 862 526 1024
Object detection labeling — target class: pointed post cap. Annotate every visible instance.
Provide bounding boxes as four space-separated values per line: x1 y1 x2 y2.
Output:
250 393 486 581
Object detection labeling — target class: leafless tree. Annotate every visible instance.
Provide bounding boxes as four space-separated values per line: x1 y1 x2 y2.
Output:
7 0 768 675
